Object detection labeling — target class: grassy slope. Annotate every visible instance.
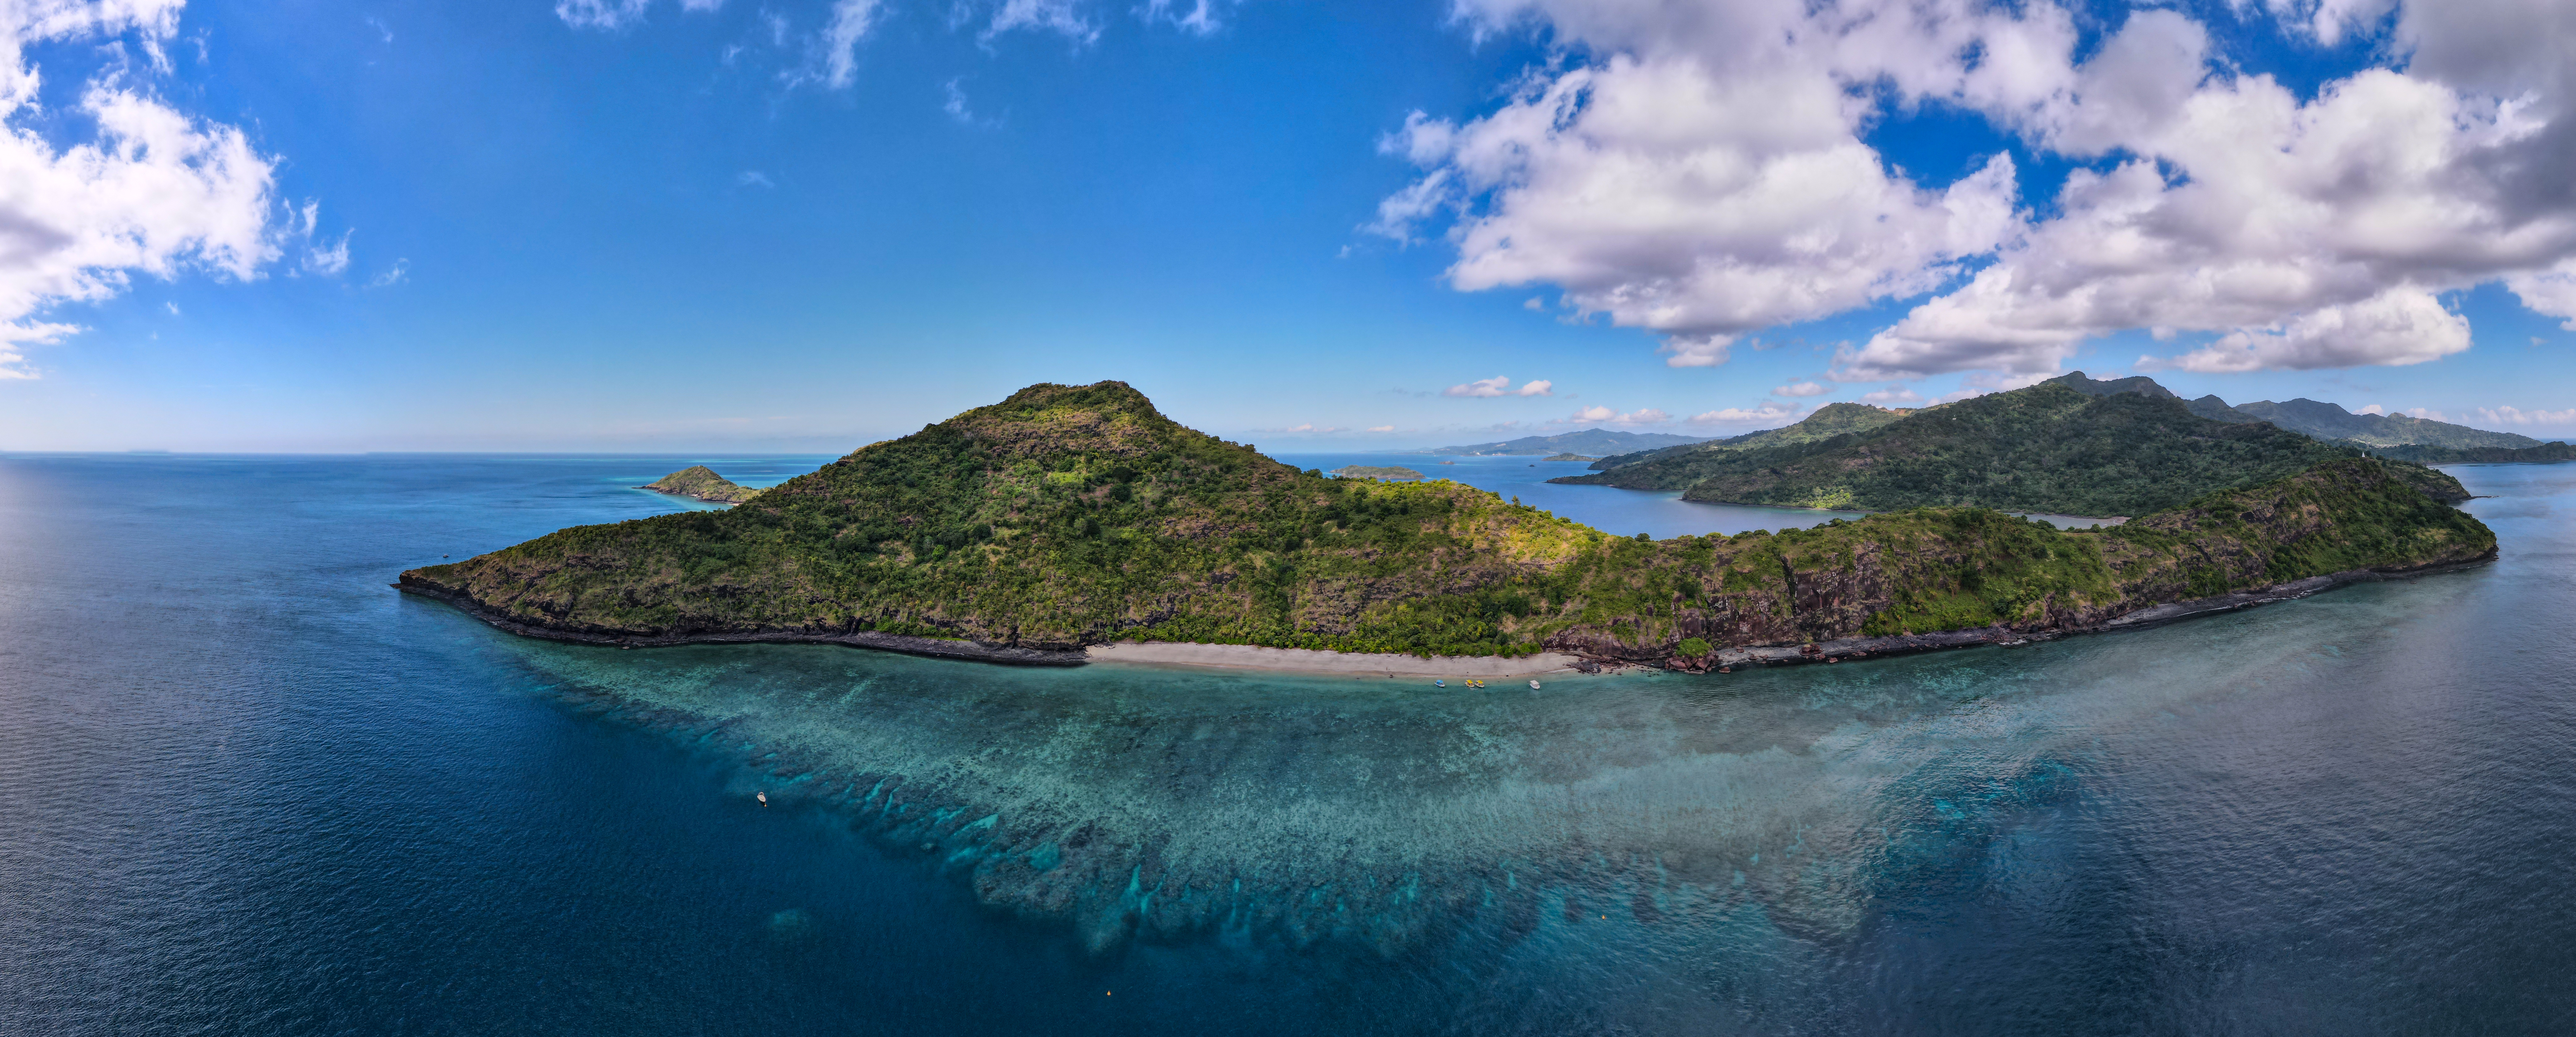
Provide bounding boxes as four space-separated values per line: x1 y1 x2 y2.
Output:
404 383 2494 660
1558 384 2467 516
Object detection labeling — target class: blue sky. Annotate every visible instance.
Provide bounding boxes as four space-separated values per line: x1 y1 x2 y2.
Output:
1 0 2573 452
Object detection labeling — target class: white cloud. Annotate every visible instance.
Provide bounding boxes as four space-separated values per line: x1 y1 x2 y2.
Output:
818 0 881 89
943 79 974 123
1559 405 1668 426
1144 0 1221 35
1443 375 1554 398
1688 401 1798 423
164 301 178 315
1365 424 1395 433
2507 260 2576 330
1392 0 2576 379
2470 405 2576 426
2166 288 2471 372
304 230 351 276
555 0 722 29
0 1 286 379
1860 386 1924 405
369 260 409 288
736 170 775 188
1657 334 1734 369
982 0 1097 43
1772 381 1828 397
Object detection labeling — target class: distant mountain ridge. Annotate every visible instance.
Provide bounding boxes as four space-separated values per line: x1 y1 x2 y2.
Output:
1415 428 1710 456
2230 398 2543 449
1552 374 2469 517
1587 402 1909 470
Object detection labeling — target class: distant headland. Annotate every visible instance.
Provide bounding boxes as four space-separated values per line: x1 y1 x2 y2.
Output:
641 465 762 505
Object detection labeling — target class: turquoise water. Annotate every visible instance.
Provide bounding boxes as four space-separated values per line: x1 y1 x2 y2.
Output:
3 454 2573 1032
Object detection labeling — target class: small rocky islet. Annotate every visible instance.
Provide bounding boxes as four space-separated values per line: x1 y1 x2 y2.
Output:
402 381 2497 671
640 465 763 504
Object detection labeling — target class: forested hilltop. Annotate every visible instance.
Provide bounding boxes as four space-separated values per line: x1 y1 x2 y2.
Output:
1554 379 2468 517
401 382 2494 664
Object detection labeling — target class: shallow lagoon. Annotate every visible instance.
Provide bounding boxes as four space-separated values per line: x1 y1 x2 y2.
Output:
3 454 2572 1033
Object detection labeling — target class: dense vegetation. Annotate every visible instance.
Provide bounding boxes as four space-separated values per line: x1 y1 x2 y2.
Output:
642 465 763 504
1588 402 1905 470
406 383 2495 662
2233 398 2543 449
1557 382 2468 517
1332 465 1425 481
2363 441 2576 465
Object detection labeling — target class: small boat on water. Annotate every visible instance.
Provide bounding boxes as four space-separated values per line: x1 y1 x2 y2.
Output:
1529 680 1541 690
756 792 768 806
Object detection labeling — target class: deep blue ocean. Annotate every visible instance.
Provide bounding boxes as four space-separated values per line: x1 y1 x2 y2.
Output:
4 452 2573 1034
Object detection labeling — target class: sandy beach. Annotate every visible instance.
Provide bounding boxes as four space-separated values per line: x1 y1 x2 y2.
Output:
1085 641 1585 678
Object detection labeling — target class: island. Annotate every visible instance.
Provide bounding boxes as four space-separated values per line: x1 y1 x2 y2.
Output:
400 381 2495 673
1331 465 1426 481
641 465 763 504
1557 373 2471 517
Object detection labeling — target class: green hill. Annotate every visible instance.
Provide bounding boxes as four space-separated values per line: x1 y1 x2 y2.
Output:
2233 398 2542 449
400 381 2491 664
642 465 763 504
1589 402 1907 470
1553 381 2467 516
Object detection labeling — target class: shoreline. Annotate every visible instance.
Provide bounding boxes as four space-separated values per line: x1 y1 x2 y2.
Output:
1085 641 1582 678
396 552 2492 677
392 579 1088 666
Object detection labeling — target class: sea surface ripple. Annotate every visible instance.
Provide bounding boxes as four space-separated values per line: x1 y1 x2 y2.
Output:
3 453 2572 1034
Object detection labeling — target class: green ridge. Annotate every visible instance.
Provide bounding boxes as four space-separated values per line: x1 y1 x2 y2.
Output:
1555 381 2468 517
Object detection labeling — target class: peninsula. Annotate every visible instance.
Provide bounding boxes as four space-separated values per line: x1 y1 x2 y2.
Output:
1556 374 2470 517
400 381 2494 671
641 465 763 505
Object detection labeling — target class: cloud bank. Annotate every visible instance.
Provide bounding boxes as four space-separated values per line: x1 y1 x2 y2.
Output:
0 0 292 378
1378 0 2576 379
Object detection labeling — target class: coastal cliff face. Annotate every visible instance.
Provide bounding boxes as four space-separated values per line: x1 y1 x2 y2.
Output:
401 383 2495 666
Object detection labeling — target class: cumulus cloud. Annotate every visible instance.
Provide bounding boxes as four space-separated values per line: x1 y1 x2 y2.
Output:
2469 405 2576 426
1389 0 2576 379
1860 386 1924 405
1443 375 1554 397
1772 381 1828 397
1559 405 1668 426
1688 401 1798 423
0 0 286 378
2165 288 2472 372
